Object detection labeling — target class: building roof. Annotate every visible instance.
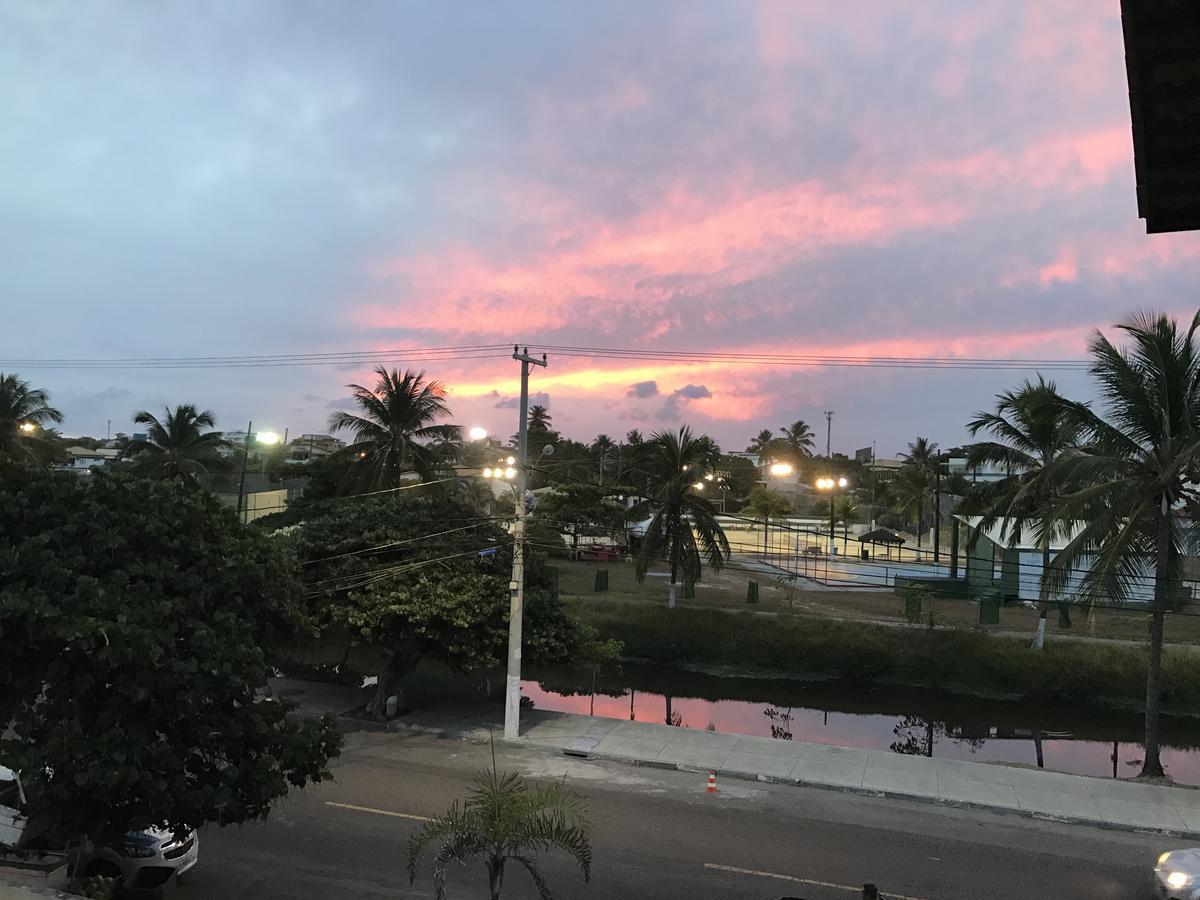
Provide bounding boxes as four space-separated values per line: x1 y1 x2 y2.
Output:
1122 0 1200 232
859 527 906 545
953 515 1086 551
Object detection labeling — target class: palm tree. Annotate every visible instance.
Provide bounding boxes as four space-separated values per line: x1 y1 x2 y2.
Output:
0 373 63 464
127 405 227 478
627 427 730 607
407 761 590 900
835 497 860 551
894 463 933 547
964 376 1081 649
592 433 615 485
741 486 792 559
457 477 495 516
747 429 776 465
779 420 816 458
898 437 940 548
328 367 459 492
1046 310 1200 778
527 404 552 432
625 429 643 446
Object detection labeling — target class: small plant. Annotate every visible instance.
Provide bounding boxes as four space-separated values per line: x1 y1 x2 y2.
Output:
407 751 591 900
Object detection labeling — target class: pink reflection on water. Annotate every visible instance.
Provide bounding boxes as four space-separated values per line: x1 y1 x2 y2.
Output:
521 681 1200 785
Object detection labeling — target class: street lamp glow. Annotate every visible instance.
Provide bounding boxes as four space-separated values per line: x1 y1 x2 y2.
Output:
468 425 488 441
505 456 516 466
838 476 848 488
483 467 494 478
256 431 281 445
504 467 516 479
693 481 705 491
768 462 793 477
17 422 36 433
816 477 831 490
704 472 715 481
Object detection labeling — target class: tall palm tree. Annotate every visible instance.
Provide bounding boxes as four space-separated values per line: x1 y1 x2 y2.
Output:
625 429 643 445
898 437 939 547
527 404 552 432
627 427 730 607
747 428 776 465
408 761 590 900
835 497 860 551
0 373 63 464
127 405 227 478
592 433 615 485
328 367 459 492
1046 310 1200 778
964 376 1081 649
779 420 816 459
741 486 792 559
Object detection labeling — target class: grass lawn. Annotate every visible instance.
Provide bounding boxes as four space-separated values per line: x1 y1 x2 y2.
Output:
551 557 1200 647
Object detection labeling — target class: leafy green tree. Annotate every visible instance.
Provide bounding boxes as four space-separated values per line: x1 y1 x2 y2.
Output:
0 467 341 848
0 373 63 464
1046 311 1200 777
293 491 576 718
532 483 625 550
408 761 591 900
963 376 1081 649
627 427 730 607
714 454 759 508
126 404 228 478
328 366 460 492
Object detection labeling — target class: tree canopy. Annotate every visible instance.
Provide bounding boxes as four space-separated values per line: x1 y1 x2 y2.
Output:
0 467 341 846
0 373 63 465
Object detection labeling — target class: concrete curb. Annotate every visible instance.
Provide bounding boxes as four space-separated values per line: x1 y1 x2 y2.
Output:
585 749 1200 841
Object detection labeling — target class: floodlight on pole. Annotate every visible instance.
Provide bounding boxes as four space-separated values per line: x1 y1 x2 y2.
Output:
18 422 36 433
768 461 793 477
257 431 281 446
468 425 488 441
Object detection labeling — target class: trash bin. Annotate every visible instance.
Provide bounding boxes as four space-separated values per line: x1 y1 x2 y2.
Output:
861 549 869 560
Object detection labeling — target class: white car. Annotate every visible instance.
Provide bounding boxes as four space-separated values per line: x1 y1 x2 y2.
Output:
78 826 199 889
1155 849 1200 899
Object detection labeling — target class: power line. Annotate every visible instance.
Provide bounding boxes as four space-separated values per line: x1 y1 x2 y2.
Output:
2 343 1093 372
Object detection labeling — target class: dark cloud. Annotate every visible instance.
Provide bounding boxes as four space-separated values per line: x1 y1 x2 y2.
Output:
676 384 712 400
494 392 550 410
656 384 713 420
627 380 658 398
325 396 357 410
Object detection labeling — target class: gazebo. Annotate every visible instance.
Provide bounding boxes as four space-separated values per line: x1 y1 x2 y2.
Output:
858 527 906 560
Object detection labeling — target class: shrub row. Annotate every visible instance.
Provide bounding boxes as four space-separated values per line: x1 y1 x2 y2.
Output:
568 598 1200 715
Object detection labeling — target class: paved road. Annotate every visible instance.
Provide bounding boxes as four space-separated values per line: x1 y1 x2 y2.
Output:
177 729 1168 899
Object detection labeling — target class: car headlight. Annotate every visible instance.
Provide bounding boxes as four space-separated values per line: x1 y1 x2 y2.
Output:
119 844 157 858
1167 871 1192 890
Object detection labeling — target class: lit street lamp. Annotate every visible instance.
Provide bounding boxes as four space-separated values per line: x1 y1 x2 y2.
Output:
815 476 849 555
468 425 488 441
18 422 37 434
768 461 793 478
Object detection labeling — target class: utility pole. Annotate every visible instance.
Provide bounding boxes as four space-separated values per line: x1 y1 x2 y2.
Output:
235 419 253 523
504 346 547 741
825 411 835 556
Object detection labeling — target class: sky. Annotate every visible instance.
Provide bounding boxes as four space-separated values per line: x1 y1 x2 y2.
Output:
4 1 1200 458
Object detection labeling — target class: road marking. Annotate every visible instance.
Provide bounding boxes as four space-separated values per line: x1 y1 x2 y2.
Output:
703 863 926 900
324 801 433 822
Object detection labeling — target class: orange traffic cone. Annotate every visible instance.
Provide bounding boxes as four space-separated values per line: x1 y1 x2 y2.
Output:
707 770 717 793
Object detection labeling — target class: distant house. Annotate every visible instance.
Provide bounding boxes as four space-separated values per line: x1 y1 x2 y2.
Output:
945 457 1011 484
955 516 1166 616
55 446 120 476
286 434 346 462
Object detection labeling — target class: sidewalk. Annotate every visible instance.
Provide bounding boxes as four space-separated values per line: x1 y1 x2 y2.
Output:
273 677 1200 838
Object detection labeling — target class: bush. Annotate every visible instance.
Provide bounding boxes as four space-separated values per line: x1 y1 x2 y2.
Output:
567 597 1200 714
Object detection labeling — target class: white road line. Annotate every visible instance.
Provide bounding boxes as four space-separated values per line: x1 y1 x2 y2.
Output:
324 801 433 822
703 862 926 900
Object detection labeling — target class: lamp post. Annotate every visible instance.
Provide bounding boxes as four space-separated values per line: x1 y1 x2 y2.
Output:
235 424 280 523
816 476 849 556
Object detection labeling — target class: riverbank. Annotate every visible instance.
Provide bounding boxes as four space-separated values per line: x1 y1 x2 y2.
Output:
568 596 1200 716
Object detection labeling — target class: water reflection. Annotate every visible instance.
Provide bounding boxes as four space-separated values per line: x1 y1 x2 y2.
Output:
522 662 1200 785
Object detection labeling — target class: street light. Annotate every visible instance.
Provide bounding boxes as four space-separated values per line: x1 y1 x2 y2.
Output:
768 461 793 478
256 431 281 446
815 476 850 555
18 422 36 434
692 481 705 491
